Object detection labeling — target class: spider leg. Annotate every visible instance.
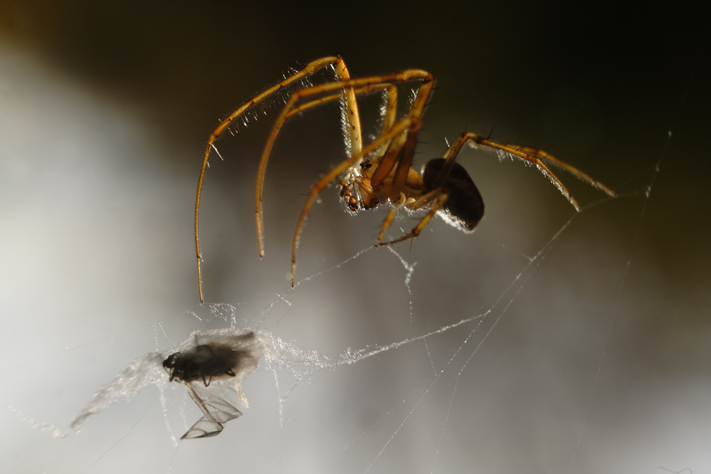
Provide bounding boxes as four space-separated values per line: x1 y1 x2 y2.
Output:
377 190 449 246
291 116 421 287
365 78 435 246
249 71 433 287
368 80 434 202
442 132 594 211
375 208 397 245
255 71 434 261
195 59 434 298
301 84 398 159
515 147 616 197
195 57 355 303
349 78 434 247
255 69 376 261
373 85 399 157
285 84 391 120
374 182 443 245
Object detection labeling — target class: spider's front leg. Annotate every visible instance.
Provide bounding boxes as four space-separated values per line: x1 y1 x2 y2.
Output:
249 70 434 287
194 57 353 302
258 70 434 263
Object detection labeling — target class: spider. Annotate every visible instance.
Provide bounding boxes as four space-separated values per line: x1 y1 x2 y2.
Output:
194 57 615 301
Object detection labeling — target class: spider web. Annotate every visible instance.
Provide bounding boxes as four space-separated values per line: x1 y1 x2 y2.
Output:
1 37 710 474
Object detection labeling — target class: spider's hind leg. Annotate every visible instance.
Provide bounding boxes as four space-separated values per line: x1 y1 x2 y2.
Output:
443 132 582 211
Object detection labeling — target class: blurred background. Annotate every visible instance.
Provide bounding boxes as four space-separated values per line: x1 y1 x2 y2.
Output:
1 1 709 473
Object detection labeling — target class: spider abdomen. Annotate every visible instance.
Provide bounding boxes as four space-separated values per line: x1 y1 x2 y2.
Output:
422 159 484 233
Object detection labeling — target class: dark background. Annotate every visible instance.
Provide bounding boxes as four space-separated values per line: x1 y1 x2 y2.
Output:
1 1 710 473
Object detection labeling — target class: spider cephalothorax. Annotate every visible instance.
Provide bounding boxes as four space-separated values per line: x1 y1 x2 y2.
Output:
338 156 426 214
194 57 616 301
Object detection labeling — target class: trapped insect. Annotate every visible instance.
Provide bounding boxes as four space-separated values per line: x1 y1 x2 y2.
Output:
194 57 616 301
164 332 262 439
20 328 265 441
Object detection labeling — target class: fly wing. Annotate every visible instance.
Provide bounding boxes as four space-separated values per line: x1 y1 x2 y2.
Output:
180 403 242 439
181 384 243 439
